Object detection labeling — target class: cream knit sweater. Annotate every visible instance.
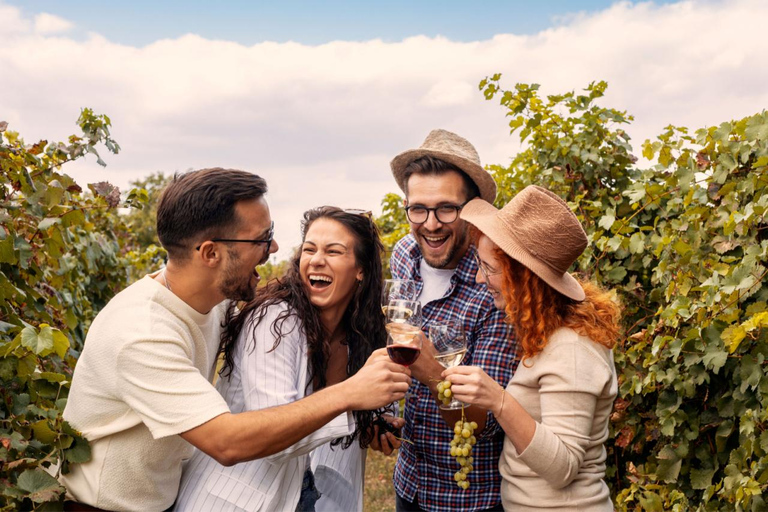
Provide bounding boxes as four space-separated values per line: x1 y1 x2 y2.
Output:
499 327 617 511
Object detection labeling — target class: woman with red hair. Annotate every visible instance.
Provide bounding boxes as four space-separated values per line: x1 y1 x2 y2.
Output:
443 185 620 511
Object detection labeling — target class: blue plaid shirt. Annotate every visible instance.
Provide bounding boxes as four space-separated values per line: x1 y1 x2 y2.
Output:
391 235 518 512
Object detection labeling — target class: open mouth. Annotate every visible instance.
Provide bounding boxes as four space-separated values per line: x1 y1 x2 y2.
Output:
422 234 449 249
308 274 333 290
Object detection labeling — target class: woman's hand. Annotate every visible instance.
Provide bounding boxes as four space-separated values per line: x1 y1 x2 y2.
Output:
442 366 505 415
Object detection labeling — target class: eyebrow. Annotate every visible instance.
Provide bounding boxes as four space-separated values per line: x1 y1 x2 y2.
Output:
302 241 348 250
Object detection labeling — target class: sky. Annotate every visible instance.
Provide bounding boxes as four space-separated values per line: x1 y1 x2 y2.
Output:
2 0 767 261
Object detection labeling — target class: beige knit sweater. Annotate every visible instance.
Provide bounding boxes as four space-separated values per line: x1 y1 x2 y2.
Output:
499 327 617 511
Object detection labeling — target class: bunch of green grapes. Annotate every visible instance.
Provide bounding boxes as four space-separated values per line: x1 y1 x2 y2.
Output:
437 379 453 406
450 415 477 489
436 380 477 488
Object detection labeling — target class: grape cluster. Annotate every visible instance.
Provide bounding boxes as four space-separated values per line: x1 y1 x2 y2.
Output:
436 380 477 489
450 416 477 489
436 379 453 406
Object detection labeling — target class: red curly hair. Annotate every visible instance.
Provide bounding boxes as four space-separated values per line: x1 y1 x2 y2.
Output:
493 246 621 365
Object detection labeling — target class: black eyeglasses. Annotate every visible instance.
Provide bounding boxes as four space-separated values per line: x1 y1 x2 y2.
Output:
405 200 469 224
195 221 274 252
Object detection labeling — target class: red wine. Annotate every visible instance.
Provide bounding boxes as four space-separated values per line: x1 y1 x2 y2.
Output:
388 345 420 366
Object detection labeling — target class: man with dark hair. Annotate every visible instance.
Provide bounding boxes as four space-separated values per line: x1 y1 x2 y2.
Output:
59 168 411 511
373 131 517 511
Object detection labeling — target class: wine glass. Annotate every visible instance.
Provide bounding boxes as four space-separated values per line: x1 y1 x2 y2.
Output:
381 279 417 315
385 298 422 328
385 298 423 418
430 321 468 410
385 300 423 366
386 330 423 367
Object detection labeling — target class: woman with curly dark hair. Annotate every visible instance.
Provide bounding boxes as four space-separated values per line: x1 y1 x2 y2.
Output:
175 206 390 512
443 186 621 511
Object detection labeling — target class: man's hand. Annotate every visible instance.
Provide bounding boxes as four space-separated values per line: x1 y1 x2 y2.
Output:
343 348 412 410
369 414 405 456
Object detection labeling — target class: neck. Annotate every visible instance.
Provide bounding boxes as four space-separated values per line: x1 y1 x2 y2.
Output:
157 260 224 314
319 295 355 340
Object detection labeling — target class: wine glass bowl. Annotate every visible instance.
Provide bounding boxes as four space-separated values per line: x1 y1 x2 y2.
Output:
385 299 422 329
430 321 468 410
386 331 422 366
381 279 417 315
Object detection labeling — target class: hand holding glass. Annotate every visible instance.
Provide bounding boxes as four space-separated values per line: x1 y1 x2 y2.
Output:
430 321 468 410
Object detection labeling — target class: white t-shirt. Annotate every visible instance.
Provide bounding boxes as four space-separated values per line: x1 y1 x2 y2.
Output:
174 302 354 512
59 274 231 512
418 259 455 305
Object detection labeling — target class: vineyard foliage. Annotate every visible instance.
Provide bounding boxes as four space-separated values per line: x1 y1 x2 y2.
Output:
0 110 160 509
378 77 768 510
1 79 766 511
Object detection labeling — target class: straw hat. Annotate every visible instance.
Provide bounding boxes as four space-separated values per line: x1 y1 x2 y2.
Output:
390 129 497 203
461 185 588 301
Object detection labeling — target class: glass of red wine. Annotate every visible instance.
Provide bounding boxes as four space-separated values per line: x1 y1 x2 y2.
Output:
385 299 423 367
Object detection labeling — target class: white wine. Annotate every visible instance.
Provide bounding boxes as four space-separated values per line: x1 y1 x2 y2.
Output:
386 305 414 323
435 348 467 369
386 322 421 343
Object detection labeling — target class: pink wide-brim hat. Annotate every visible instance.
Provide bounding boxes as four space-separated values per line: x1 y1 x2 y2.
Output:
461 185 588 301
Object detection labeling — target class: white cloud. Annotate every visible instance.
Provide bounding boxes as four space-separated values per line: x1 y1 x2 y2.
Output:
422 81 475 107
1 0 766 261
34 12 73 34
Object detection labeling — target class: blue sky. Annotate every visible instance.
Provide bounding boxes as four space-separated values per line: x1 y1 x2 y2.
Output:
13 0 678 45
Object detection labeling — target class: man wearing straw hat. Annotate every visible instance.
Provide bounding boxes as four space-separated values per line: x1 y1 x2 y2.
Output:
374 130 517 511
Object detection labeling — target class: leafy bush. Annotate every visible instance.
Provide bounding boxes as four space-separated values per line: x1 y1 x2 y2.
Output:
0 110 158 509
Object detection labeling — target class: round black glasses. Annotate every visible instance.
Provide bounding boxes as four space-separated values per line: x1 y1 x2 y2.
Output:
404 201 469 224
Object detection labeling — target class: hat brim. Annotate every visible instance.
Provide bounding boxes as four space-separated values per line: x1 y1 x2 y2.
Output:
390 149 497 204
461 199 585 302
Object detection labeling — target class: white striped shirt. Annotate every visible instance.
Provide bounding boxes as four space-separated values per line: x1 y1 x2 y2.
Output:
310 441 366 512
174 302 355 512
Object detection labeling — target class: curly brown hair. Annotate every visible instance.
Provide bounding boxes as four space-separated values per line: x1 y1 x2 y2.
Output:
494 246 621 365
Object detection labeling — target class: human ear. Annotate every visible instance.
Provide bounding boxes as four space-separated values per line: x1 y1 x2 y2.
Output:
197 241 221 268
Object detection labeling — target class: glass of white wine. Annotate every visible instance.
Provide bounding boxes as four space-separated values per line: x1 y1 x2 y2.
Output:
381 279 417 315
385 299 422 341
430 321 468 410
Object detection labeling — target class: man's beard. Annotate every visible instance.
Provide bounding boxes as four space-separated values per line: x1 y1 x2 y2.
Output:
417 223 469 269
219 251 257 302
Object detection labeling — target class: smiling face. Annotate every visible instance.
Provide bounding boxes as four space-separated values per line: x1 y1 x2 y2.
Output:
475 234 506 311
405 170 471 269
300 217 363 315
218 197 279 302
